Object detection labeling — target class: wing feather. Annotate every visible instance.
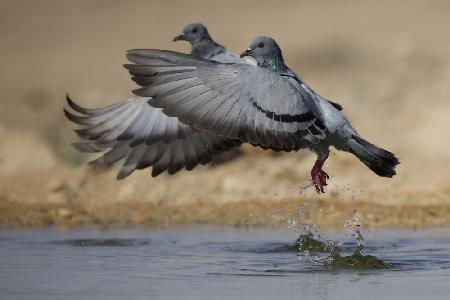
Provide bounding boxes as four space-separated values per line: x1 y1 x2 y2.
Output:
125 49 326 149
65 95 242 178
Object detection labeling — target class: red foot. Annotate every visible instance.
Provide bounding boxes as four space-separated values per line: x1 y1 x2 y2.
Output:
311 159 329 193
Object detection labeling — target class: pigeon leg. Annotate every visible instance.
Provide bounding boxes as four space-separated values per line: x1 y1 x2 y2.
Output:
311 153 330 193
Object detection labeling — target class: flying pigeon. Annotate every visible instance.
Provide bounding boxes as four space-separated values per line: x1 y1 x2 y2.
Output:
124 36 400 193
64 23 251 179
173 23 255 65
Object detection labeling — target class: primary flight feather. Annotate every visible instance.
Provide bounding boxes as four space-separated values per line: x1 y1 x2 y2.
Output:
65 23 250 179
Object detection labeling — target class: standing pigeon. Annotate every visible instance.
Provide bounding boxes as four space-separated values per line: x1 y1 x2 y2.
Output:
124 36 400 193
64 23 250 179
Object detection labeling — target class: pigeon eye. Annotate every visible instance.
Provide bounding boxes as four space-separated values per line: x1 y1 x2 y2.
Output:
192 28 198 33
257 42 265 48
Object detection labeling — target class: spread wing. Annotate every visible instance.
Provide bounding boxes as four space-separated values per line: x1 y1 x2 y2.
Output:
64 95 241 179
124 50 327 150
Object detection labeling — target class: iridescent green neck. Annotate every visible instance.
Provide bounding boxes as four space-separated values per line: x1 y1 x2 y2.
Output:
258 56 288 72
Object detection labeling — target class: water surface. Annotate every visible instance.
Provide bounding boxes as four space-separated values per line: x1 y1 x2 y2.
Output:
1 227 450 300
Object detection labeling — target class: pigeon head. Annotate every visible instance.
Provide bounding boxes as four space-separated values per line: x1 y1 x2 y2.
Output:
240 36 287 71
173 23 212 44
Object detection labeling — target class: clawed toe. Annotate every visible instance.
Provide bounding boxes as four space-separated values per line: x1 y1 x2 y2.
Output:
311 170 329 194
310 156 330 194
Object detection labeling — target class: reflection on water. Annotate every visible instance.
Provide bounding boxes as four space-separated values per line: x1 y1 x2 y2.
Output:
325 249 393 269
1 227 450 300
297 232 335 253
49 238 152 247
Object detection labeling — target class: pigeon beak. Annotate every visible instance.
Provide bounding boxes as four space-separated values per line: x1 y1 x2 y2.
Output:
240 48 253 58
173 34 186 42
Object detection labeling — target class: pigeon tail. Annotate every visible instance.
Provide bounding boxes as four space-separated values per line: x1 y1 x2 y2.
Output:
348 135 400 177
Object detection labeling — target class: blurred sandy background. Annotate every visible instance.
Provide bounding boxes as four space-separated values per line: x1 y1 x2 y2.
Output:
1 0 450 228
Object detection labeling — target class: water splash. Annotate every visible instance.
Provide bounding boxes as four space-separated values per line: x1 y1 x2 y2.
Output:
343 209 366 255
322 209 392 269
289 187 337 264
290 187 391 269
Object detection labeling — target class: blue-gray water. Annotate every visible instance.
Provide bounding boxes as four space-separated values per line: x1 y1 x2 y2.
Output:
1 227 450 300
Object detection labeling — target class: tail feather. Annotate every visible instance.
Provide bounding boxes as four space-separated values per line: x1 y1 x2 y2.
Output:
348 136 400 177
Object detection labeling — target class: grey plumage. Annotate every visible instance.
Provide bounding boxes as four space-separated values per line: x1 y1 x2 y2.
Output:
125 48 323 150
124 36 399 192
65 95 241 178
65 23 247 179
173 23 255 65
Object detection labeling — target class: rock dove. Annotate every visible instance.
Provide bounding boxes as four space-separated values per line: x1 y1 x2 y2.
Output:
124 36 400 193
173 23 254 64
64 23 250 179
